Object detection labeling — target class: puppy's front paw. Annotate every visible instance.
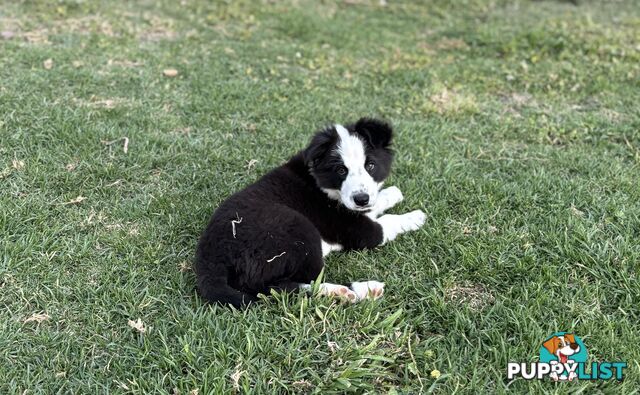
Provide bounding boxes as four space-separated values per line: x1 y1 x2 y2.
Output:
401 209 426 232
350 281 385 301
379 186 403 207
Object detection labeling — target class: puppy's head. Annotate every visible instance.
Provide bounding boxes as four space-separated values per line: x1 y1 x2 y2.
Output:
303 118 393 212
543 334 580 357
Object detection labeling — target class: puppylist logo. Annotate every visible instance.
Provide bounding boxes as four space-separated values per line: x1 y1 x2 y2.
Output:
507 332 626 382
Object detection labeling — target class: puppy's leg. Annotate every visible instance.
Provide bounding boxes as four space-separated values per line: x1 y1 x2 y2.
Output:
367 186 404 219
321 240 343 257
376 210 426 244
300 283 357 303
301 281 385 303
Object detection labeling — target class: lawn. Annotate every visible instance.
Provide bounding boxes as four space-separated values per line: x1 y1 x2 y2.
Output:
1 0 639 393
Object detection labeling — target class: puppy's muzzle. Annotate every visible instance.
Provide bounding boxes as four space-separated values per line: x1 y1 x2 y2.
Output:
352 193 370 207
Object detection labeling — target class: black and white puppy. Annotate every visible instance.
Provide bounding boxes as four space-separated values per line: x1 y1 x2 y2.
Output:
195 118 425 308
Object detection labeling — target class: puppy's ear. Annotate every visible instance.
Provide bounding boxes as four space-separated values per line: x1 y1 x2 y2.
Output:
354 118 393 149
565 334 576 344
303 128 335 168
542 337 559 355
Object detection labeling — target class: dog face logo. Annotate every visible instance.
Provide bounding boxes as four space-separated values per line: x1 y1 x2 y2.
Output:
542 334 581 364
539 332 588 381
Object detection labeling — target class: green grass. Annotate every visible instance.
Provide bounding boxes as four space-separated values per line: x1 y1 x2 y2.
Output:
1 0 639 393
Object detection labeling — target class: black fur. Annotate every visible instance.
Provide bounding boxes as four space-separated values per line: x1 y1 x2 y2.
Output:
195 118 394 308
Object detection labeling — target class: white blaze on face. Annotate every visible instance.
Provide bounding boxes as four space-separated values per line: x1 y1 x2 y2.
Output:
558 336 579 356
333 124 379 211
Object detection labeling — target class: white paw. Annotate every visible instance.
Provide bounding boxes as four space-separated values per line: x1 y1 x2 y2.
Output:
400 210 426 231
317 283 357 303
350 281 385 301
380 186 403 206
377 210 426 243
321 240 343 257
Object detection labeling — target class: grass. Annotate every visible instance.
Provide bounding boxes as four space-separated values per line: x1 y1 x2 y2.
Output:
1 0 639 393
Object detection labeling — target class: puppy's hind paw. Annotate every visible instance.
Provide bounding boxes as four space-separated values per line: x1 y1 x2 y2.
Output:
317 283 357 303
350 281 385 302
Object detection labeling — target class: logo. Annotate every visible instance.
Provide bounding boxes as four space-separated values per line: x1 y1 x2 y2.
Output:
507 332 626 381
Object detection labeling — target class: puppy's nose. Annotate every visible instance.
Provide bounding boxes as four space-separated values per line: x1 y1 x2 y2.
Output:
353 193 369 207
570 343 579 350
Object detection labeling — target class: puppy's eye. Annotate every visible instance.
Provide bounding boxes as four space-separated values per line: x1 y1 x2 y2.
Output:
366 162 375 171
336 166 347 176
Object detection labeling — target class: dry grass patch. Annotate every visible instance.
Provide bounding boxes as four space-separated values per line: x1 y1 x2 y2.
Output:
446 282 494 310
424 87 478 115
73 96 134 109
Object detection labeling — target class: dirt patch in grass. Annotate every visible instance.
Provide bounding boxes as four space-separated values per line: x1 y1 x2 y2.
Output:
2 15 117 44
446 282 494 310
1 13 182 44
425 87 478 115
499 92 538 117
435 37 469 51
135 14 178 42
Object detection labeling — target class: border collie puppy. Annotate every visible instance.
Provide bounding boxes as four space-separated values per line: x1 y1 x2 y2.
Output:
195 118 425 308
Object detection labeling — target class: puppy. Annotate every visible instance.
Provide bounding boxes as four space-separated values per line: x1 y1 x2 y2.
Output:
195 118 425 307
543 334 581 381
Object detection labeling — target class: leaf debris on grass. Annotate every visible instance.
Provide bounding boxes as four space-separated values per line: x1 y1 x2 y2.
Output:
245 159 258 170
23 312 50 323
127 318 146 334
105 179 123 187
230 364 245 392
12 159 24 170
102 137 129 153
163 68 178 77
570 205 585 217
292 380 312 389
62 196 86 205
327 341 340 353
178 261 192 272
